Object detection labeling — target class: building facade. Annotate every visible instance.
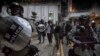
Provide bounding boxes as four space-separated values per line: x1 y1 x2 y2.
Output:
1 3 59 24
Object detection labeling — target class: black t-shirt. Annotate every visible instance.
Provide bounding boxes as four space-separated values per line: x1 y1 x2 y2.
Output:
54 25 61 33
65 23 72 33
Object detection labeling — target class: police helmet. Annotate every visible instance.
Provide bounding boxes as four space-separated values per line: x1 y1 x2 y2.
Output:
7 2 21 15
91 20 95 23
78 15 89 21
9 2 20 9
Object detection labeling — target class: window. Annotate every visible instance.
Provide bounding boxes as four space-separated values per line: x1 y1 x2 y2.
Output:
48 13 54 21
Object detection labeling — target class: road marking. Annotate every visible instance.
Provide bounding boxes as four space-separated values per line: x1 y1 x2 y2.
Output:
68 41 74 49
57 40 64 56
57 43 61 56
57 50 60 56
60 42 64 56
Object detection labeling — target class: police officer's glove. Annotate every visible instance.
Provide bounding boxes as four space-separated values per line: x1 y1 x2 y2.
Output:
73 38 81 44
76 40 81 44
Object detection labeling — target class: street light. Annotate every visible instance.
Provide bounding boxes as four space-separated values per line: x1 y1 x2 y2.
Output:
69 6 75 13
68 0 75 13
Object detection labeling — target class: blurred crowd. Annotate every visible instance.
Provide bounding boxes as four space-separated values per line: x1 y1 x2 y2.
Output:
35 14 100 50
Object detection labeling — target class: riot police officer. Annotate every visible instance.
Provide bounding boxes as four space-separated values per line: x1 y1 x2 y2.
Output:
74 15 96 44
68 15 97 56
0 2 39 56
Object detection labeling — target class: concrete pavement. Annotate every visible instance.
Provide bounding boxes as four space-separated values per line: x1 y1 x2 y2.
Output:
0 32 56 56
31 32 56 56
1 32 100 56
62 37 100 56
